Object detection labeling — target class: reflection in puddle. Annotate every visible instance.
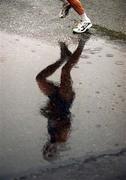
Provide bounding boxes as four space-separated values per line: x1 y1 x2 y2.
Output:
36 35 90 160
1 31 126 178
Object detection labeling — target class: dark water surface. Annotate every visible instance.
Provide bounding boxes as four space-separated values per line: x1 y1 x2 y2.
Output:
0 32 126 179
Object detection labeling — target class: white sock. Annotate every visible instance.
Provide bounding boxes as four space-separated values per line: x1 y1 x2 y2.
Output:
81 13 91 22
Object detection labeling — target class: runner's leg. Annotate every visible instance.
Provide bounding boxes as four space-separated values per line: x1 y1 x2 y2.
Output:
67 0 84 15
66 0 92 33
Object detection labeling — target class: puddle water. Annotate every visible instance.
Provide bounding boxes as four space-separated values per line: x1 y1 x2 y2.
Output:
0 32 126 178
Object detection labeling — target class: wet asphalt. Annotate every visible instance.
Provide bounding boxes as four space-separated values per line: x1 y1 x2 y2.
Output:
0 0 126 42
0 0 126 180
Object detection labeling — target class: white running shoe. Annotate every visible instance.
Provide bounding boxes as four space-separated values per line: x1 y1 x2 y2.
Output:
59 3 71 18
73 20 92 33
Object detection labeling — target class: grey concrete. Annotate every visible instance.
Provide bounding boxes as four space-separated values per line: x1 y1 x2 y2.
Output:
0 0 126 180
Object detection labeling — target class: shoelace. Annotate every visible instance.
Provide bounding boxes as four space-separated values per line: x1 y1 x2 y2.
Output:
77 21 90 29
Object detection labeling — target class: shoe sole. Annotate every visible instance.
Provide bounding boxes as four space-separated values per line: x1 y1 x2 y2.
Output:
73 23 92 34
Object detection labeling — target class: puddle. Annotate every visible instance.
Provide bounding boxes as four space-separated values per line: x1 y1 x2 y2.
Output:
0 32 126 179
92 24 126 41
115 61 124 66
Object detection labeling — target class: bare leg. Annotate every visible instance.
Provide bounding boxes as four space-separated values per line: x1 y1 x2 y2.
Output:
67 0 84 15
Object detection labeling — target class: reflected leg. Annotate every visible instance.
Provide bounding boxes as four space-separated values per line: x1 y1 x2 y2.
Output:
59 37 89 101
36 42 72 96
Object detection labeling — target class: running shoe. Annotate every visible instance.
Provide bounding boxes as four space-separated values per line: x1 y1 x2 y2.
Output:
73 20 92 33
59 3 71 18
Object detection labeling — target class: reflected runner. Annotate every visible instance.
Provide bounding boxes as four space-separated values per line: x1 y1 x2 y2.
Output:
36 34 90 160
